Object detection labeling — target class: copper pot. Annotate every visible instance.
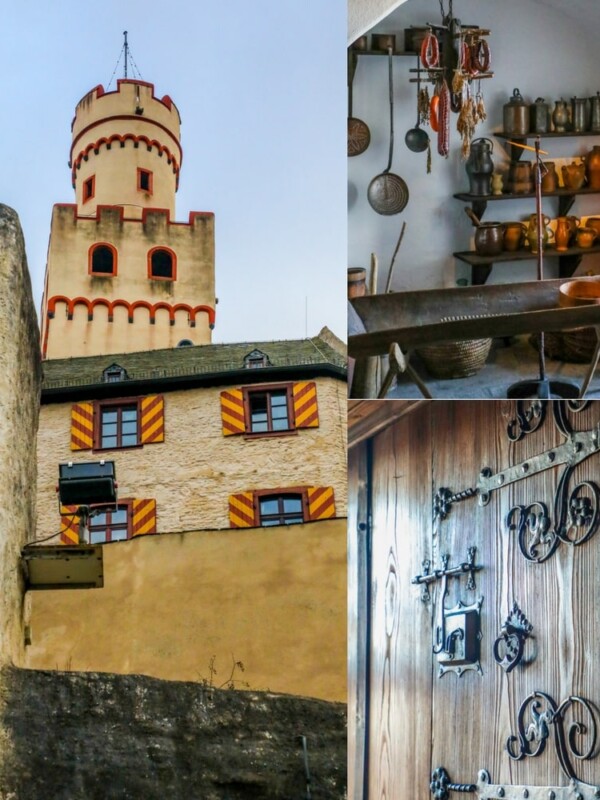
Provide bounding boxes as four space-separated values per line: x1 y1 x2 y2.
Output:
474 222 505 256
348 53 370 157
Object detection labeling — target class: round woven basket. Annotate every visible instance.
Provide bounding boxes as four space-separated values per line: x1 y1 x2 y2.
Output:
543 329 597 363
416 338 492 379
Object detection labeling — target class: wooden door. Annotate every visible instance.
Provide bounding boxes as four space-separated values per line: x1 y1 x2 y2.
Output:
349 400 600 799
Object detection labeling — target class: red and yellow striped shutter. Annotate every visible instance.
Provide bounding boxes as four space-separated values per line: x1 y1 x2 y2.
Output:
71 402 94 450
140 395 165 444
292 382 319 429
307 487 336 521
131 499 157 537
229 492 258 528
60 505 80 545
220 389 246 436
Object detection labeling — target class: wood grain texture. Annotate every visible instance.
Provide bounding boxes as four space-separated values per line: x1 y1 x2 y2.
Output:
348 441 369 799
368 403 433 799
355 400 600 798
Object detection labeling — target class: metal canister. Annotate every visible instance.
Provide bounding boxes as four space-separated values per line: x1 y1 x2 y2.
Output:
572 97 590 133
529 97 550 133
591 92 600 133
503 88 529 136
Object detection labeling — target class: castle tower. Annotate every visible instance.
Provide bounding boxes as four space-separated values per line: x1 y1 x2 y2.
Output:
41 79 215 359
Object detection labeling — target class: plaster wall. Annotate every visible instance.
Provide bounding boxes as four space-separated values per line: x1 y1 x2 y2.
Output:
36 377 348 537
75 140 177 217
0 206 41 666
23 519 347 702
348 0 600 293
42 204 215 358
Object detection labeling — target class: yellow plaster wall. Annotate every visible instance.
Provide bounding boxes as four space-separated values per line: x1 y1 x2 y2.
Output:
42 204 215 358
36 377 347 539
23 519 347 702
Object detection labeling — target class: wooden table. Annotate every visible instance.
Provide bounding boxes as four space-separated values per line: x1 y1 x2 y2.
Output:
349 278 600 398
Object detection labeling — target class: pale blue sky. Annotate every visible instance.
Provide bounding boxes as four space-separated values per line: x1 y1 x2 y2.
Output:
0 0 346 343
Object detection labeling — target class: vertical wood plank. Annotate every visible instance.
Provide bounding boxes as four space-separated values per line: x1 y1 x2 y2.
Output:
369 402 433 799
348 440 370 799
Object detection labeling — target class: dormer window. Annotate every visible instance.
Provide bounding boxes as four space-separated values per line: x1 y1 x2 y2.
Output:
102 363 129 383
243 349 271 369
148 247 176 281
137 168 153 194
89 243 117 276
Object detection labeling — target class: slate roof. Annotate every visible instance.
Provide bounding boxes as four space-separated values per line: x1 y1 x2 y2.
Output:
41 333 347 401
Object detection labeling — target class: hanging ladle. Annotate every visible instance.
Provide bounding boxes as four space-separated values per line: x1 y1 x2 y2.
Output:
348 51 371 157
405 56 430 153
367 48 409 215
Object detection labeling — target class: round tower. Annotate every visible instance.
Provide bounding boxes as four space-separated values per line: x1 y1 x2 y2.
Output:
70 80 182 219
41 78 215 360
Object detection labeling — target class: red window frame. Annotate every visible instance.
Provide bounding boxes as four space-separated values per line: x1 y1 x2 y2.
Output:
94 397 141 451
147 246 177 281
242 383 295 437
83 175 95 203
88 500 133 543
88 242 118 277
254 488 309 526
137 168 153 194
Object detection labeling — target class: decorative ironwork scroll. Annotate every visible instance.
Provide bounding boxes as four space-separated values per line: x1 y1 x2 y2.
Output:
493 601 533 673
507 400 547 442
507 691 599 783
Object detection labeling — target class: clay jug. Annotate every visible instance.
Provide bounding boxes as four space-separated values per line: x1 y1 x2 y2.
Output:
526 213 554 253
503 222 527 252
576 227 597 249
465 138 495 195
585 145 600 189
555 217 575 251
552 99 569 132
562 161 586 190
474 222 505 256
585 217 600 237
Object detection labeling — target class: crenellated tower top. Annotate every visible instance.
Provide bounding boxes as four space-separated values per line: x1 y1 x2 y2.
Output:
69 80 182 219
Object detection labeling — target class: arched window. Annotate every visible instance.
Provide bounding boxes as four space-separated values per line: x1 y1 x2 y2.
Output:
89 243 117 276
177 339 194 347
148 247 176 280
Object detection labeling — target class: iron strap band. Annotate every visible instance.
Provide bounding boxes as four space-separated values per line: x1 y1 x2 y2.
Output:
477 428 600 506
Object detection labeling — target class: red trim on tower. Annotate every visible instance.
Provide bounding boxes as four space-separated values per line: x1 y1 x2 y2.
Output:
70 117 182 166
45 295 216 326
71 132 180 189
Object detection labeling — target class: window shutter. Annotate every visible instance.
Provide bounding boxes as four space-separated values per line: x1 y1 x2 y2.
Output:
60 505 81 545
306 486 336 520
292 381 319 429
131 499 157 536
70 402 94 450
229 492 258 528
140 395 165 444
220 389 246 436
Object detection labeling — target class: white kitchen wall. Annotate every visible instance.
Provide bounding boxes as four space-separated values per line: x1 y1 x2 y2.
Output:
348 0 600 292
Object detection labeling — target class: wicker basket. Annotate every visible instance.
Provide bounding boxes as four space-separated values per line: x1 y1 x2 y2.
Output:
543 329 598 363
416 338 492 379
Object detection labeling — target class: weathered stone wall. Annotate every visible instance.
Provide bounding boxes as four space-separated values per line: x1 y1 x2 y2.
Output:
0 667 347 800
37 376 347 537
25 519 346 702
0 206 41 667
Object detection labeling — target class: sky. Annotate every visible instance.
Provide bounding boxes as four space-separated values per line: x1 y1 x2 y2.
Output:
0 0 346 344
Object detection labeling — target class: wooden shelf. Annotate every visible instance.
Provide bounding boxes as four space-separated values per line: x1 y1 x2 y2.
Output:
454 244 600 286
454 187 600 218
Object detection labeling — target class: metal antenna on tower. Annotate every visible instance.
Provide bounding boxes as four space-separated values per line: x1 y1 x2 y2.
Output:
123 30 128 78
